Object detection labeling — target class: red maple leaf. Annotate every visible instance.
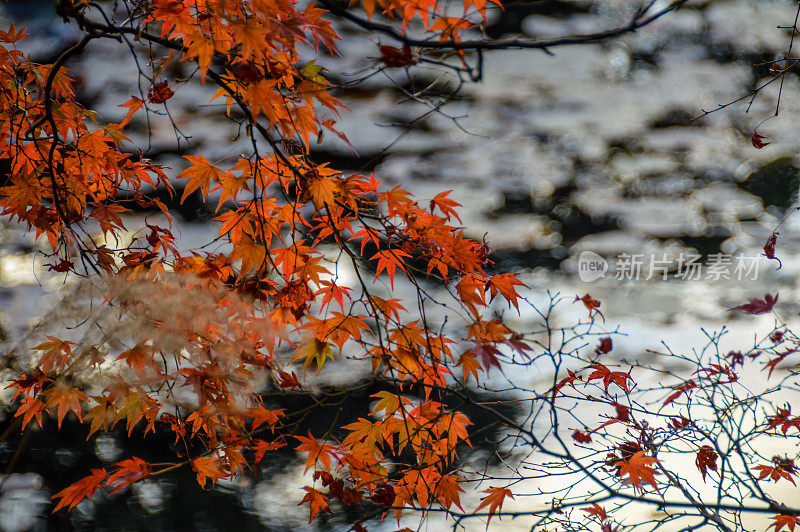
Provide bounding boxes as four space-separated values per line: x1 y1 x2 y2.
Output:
582 502 608 521
752 130 771 149
587 363 633 394
753 458 797 486
764 232 782 268
470 343 503 371
663 380 696 406
572 430 592 443
773 514 800 532
763 348 797 378
147 80 174 104
595 337 613 355
378 44 417 68
46 259 74 272
106 457 151 494
695 445 718 482
728 293 778 315
299 486 332 522
767 404 800 434
574 294 604 320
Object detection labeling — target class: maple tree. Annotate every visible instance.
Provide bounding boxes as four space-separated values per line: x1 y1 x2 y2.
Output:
3 0 800 531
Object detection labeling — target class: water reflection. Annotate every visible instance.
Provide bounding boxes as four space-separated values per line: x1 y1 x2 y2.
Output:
0 474 47 532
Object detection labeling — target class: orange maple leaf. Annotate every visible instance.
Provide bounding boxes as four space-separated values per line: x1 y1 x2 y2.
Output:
178 155 223 203
773 514 800 532
296 432 335 472
371 249 411 289
52 469 107 512
487 273 527 312
107 457 151 494
475 486 514 527
193 456 225 487
299 486 332 522
614 451 660 492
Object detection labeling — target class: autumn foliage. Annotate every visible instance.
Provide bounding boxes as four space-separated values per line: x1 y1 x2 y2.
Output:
2 0 800 531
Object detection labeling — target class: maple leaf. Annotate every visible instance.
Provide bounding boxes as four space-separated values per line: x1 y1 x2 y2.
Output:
752 130 771 149
663 380 696 406
370 250 411 289
470 343 503 372
299 487 332 522
613 402 630 422
46 384 88 429
728 292 779 314
248 407 285 431
572 430 592 443
178 155 222 203
582 502 608 521
764 232 782 269
435 473 465 511
457 350 483 383
52 469 107 512
475 487 514 527
86 396 117 438
773 514 800 532
278 370 302 390
147 80 174 104
193 456 225 487
118 96 144 128
457 274 487 317
587 363 633 394
35 336 75 373
429 190 461 222
614 451 660 492
754 459 797 485
595 337 613 355
370 390 403 416
768 404 800 434
0 24 29 44
46 259 74 272
15 397 46 429
553 369 582 395
574 294 604 320
379 44 417 68
430 17 473 41
252 439 285 464
107 457 151 494
764 349 798 378
695 445 718 482
291 338 335 372
296 432 335 472
116 342 159 376
487 273 527 312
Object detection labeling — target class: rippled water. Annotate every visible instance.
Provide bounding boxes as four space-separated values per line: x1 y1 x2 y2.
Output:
2 0 800 530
